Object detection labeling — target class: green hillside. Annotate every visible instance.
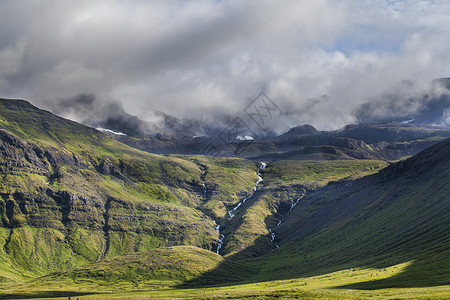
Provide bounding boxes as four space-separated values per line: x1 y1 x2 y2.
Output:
248 138 450 287
0 99 260 280
0 98 448 299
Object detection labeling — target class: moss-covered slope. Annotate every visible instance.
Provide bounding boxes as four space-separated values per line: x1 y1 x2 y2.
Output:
0 99 259 280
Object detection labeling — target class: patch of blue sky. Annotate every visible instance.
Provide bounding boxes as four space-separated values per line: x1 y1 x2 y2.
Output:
331 24 410 55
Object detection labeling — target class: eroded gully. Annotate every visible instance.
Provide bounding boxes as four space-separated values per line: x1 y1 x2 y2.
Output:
268 195 304 249
215 162 267 255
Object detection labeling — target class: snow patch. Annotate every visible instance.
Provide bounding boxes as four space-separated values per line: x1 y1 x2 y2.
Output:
235 135 254 141
96 128 127 136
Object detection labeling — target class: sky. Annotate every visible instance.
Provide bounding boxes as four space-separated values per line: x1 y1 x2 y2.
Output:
1 0 450 130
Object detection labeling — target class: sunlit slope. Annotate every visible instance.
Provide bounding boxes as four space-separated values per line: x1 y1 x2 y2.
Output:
0 99 260 280
206 159 389 257
42 246 233 287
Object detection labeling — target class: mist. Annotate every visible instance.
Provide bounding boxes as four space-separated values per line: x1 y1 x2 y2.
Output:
1 0 450 131
354 78 450 125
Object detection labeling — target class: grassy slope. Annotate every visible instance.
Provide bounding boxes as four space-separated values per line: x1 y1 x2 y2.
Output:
0 99 260 281
0 246 223 298
0 99 448 299
2 256 449 299
263 159 389 189
173 155 260 221
247 139 450 288
220 160 389 257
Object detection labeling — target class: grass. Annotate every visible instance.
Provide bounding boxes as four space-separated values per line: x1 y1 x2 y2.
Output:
1 258 449 299
0 99 448 299
263 160 389 189
0 98 264 280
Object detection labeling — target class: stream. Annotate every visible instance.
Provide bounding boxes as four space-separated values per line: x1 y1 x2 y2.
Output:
290 197 301 211
268 221 281 249
210 161 304 253
201 169 207 199
215 225 225 254
228 162 266 218
268 196 303 249
216 162 267 255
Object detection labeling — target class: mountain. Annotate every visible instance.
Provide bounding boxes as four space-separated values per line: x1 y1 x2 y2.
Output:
23 137 448 297
98 120 450 161
245 137 450 287
247 122 449 161
0 98 448 298
0 98 262 280
50 94 195 138
46 91 450 161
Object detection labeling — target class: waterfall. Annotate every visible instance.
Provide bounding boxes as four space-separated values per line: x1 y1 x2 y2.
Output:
228 162 266 219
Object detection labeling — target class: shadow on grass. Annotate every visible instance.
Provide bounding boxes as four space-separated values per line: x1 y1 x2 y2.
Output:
180 235 450 292
0 290 100 299
179 207 450 291
336 248 450 290
180 155 450 291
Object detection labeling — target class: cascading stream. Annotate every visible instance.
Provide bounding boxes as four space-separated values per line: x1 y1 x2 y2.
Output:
268 195 304 249
201 169 207 199
200 166 226 255
268 221 280 249
215 224 225 254
289 198 301 211
216 162 267 255
228 162 266 218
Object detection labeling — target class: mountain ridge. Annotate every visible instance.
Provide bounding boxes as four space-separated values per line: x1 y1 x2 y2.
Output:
0 97 448 298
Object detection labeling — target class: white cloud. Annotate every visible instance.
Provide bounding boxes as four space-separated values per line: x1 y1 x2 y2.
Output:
0 0 449 130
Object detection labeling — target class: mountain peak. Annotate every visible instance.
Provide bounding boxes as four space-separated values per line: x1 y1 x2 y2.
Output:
283 124 318 135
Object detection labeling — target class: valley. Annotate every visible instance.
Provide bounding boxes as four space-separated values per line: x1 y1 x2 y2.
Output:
0 98 448 299
2 0 450 298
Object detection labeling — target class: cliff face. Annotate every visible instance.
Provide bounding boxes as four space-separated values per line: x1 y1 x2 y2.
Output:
0 99 224 277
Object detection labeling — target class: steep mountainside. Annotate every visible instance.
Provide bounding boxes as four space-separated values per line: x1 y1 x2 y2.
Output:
49 94 195 138
0 98 448 299
38 139 449 294
248 138 450 286
0 98 260 280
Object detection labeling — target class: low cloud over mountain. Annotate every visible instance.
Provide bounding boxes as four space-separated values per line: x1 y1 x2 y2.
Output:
1 1 450 130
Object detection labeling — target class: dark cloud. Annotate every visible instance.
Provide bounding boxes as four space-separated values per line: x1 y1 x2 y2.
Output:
1 0 450 131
